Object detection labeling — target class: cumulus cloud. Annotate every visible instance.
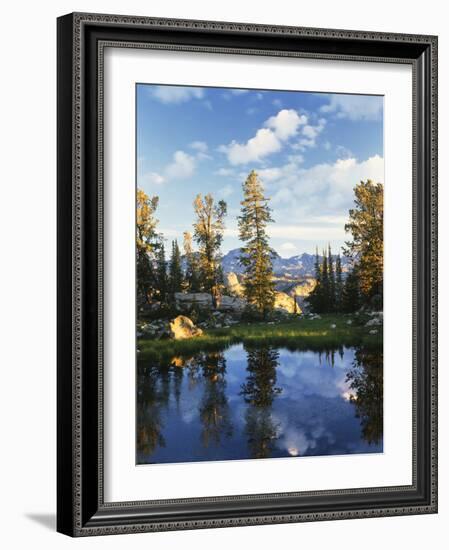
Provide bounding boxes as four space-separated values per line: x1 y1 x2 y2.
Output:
320 94 383 121
189 140 211 160
139 171 166 186
164 150 196 179
150 86 204 104
140 150 196 186
219 128 282 165
292 118 326 151
189 141 208 153
257 154 304 184
219 109 307 165
335 145 353 158
265 109 307 140
269 154 384 223
257 167 283 182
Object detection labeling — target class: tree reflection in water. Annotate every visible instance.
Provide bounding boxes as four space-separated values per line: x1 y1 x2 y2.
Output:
136 342 383 463
240 345 282 458
346 346 383 445
136 366 171 456
197 351 233 447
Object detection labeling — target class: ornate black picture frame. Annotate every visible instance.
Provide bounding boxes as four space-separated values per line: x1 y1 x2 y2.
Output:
57 12 438 537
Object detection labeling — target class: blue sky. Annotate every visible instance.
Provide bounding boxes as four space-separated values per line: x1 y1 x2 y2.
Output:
137 84 383 256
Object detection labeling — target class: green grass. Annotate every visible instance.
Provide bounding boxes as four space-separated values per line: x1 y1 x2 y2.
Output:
138 314 382 363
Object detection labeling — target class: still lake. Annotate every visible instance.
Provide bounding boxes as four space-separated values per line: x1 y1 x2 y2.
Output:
136 344 383 464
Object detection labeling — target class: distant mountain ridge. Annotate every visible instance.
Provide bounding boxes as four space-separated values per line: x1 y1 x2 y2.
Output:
220 248 350 278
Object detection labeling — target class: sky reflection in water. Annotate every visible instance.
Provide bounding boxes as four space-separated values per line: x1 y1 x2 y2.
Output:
136 344 383 464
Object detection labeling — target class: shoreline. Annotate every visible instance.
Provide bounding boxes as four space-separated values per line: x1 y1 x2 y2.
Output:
137 313 382 363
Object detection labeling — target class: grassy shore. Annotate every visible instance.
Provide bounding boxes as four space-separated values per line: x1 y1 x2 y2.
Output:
138 314 382 363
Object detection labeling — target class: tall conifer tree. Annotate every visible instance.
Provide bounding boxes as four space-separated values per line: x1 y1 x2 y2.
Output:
168 239 183 300
328 244 336 312
238 171 275 318
155 243 168 303
335 254 343 312
341 264 361 313
321 250 330 312
307 247 323 312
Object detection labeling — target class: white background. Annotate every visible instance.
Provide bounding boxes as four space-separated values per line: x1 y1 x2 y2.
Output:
104 49 412 501
0 0 446 548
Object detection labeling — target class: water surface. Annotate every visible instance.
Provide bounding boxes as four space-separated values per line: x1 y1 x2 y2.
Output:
136 344 382 464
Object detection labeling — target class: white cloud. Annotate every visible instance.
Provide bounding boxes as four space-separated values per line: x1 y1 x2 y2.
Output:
257 154 304 183
257 167 283 182
189 141 211 160
280 242 297 253
292 118 326 151
164 150 196 179
320 95 383 121
219 109 307 165
140 144 212 187
150 86 204 104
268 224 347 241
335 145 353 158
219 128 281 165
265 109 307 140
139 171 166 186
269 154 384 222
189 141 208 153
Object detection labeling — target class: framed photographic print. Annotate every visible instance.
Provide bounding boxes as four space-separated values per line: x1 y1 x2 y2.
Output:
57 12 438 536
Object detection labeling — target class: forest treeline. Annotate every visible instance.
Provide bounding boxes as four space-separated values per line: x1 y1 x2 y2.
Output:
137 171 383 318
306 180 383 313
137 170 275 317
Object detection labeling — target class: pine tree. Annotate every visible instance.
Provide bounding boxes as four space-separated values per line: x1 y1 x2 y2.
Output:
155 243 168 304
306 247 323 313
183 231 201 292
344 180 383 308
193 193 227 308
335 254 343 312
327 244 336 312
168 239 183 300
321 250 330 312
238 171 275 318
341 264 361 313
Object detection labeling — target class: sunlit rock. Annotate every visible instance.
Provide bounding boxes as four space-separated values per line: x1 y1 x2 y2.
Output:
225 272 245 297
169 315 203 340
274 291 300 314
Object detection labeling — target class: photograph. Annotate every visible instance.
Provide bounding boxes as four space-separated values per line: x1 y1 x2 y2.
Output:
135 84 384 465
52 7 437 539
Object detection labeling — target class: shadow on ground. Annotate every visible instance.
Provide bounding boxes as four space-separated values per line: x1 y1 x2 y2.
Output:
25 513 56 531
